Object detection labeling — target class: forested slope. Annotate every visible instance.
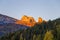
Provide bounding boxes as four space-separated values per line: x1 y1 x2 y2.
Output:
0 18 60 40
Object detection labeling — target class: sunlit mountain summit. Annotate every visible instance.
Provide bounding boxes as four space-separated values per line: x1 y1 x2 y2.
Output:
16 15 43 27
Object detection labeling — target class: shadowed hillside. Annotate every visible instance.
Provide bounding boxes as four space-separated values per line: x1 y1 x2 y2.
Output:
0 14 17 23
0 14 29 36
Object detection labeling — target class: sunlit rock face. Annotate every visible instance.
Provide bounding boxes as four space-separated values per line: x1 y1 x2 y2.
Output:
16 15 36 27
38 17 43 23
16 15 45 27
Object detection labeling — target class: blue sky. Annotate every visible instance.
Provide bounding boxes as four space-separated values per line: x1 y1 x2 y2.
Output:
0 0 60 21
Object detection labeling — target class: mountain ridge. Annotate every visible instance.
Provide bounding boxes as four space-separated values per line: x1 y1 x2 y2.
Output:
0 14 44 27
0 14 18 23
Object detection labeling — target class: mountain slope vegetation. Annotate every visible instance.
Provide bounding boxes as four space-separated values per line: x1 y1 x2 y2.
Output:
0 18 60 40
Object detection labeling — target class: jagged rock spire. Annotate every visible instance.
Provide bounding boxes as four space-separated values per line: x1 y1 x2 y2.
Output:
16 15 45 27
38 17 43 23
16 15 36 27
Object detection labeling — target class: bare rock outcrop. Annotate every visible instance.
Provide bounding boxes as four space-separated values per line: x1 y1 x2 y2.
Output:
16 15 36 27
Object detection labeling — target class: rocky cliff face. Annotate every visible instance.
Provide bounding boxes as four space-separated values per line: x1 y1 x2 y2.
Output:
38 17 43 23
16 15 36 27
16 15 44 27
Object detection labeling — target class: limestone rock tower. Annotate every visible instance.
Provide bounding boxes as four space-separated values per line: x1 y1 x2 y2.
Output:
16 15 36 27
38 17 43 23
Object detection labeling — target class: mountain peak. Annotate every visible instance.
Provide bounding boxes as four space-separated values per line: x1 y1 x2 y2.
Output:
16 15 36 27
38 17 43 23
16 15 44 27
